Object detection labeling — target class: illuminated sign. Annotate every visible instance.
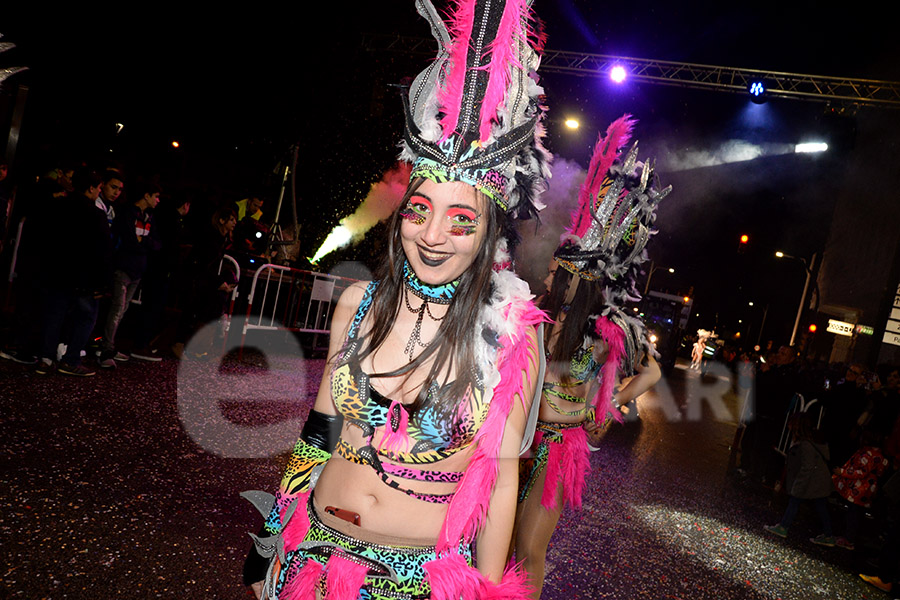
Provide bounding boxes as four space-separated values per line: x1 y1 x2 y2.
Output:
826 319 854 337
888 283 900 347
855 324 874 336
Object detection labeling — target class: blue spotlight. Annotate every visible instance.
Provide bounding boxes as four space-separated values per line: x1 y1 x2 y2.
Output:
748 79 767 104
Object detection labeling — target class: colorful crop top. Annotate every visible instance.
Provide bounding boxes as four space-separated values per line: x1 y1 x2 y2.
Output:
542 341 601 418
330 281 491 503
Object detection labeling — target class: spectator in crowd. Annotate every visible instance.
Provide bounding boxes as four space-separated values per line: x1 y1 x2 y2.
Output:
130 195 191 361
823 363 869 468
859 469 900 593
741 344 802 485
764 411 835 546
35 169 111 376
171 206 236 359
235 196 263 222
832 428 889 550
96 170 125 228
0 160 78 365
98 181 161 368
864 364 900 437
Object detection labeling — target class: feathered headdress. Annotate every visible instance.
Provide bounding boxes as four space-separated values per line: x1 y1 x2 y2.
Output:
556 116 672 418
0 34 28 88
555 115 671 303
400 0 551 220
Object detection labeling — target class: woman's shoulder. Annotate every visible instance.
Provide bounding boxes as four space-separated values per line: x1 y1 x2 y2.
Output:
337 280 373 307
331 280 375 329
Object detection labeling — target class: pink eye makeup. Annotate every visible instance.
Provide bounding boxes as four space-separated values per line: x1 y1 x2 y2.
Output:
399 195 480 235
399 196 432 225
447 207 480 236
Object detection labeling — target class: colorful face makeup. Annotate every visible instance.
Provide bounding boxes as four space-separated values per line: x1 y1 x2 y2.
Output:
399 196 430 226
446 207 480 236
400 180 487 285
400 196 480 236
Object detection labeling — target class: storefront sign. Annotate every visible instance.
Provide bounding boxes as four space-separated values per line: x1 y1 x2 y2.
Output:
827 319 854 336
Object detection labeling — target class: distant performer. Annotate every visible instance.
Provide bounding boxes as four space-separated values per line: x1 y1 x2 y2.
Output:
691 329 711 370
514 115 668 598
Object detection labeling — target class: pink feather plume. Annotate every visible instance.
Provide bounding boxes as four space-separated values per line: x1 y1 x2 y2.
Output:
438 0 476 141
477 0 530 142
568 115 636 238
591 316 626 424
480 561 533 600
281 491 311 553
425 552 483 600
540 427 591 511
324 553 369 600
378 400 410 454
280 558 323 600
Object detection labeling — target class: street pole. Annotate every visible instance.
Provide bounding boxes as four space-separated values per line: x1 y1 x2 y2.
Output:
789 252 817 347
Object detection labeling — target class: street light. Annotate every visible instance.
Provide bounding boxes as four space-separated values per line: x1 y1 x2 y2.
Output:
775 250 819 347
643 260 675 295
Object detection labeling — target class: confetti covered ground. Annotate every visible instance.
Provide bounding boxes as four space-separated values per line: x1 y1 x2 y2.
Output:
0 341 892 599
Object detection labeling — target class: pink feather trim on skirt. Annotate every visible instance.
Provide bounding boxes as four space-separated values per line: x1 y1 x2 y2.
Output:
539 426 591 512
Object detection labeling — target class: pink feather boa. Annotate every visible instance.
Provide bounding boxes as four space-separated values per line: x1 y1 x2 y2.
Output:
425 552 484 600
437 301 546 553
281 491 311 553
591 316 626 424
426 554 532 600
568 115 635 239
539 426 591 512
480 560 533 599
324 552 369 600
280 558 322 600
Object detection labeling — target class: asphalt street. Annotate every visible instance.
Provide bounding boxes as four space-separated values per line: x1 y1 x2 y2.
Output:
0 345 888 599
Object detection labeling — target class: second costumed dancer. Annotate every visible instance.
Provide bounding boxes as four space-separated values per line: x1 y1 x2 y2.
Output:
243 0 553 598
514 115 671 598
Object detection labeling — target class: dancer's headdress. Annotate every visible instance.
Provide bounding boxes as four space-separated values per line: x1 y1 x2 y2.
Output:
557 116 671 420
0 34 28 88
555 114 671 306
399 0 551 220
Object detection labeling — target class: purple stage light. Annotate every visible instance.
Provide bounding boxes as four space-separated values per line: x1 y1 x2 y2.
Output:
610 65 627 83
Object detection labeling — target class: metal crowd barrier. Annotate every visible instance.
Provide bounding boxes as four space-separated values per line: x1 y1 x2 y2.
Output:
219 254 241 342
238 265 360 353
775 393 825 456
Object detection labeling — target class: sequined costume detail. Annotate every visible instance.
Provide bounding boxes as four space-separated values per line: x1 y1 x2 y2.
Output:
330 282 491 499
541 342 600 417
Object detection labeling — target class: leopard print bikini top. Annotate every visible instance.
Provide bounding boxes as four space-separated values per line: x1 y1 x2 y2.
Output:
330 281 490 503
542 342 601 418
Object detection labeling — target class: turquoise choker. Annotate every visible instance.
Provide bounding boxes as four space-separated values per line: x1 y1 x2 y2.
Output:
403 261 458 305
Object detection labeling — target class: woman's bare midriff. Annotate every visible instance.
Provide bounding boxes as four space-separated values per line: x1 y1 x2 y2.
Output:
313 422 474 541
537 382 590 425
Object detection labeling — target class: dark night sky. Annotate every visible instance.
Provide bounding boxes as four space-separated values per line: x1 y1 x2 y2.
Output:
3 3 899 345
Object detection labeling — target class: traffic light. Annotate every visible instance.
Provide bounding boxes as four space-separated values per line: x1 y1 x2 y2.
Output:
737 234 749 253
808 324 817 333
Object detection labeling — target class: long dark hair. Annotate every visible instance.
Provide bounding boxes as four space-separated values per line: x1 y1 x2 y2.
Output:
541 265 606 385
352 178 511 425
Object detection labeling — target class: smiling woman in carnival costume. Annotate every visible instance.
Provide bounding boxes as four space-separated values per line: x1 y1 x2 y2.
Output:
243 1 553 598
514 115 670 598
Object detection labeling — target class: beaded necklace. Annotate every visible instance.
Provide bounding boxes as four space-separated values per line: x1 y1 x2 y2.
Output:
402 261 459 360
